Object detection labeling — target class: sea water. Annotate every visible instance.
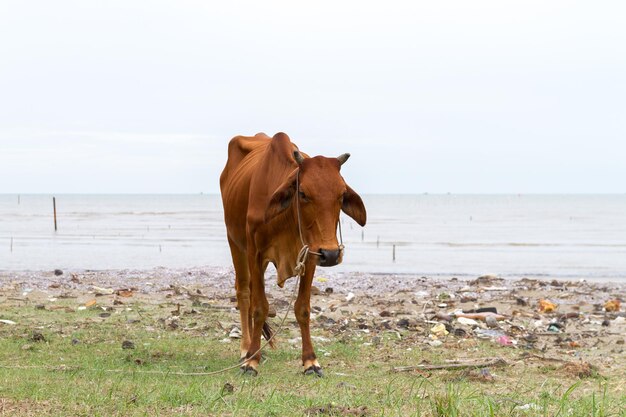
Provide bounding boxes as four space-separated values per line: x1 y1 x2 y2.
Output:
0 194 625 280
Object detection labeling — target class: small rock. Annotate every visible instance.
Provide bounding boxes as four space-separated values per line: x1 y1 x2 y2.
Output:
397 318 410 329
54 269 63 276
485 316 499 328
222 382 234 393
71 338 81 345
324 287 334 294
35 304 45 310
345 292 355 302
453 328 468 337
31 331 46 342
379 310 392 317
516 297 528 306
21 344 33 350
122 340 135 349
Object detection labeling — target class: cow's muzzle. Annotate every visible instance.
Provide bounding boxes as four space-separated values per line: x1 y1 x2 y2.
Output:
317 248 343 267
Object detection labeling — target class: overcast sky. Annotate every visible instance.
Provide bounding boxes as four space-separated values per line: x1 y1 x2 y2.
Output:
1 1 624 194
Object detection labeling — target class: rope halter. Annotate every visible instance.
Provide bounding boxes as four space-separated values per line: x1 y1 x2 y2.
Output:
293 169 344 277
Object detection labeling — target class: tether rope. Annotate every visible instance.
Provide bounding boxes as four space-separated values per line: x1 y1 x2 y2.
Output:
3 166 347 377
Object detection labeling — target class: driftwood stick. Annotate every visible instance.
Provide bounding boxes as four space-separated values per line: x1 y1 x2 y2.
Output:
393 357 508 372
518 353 569 363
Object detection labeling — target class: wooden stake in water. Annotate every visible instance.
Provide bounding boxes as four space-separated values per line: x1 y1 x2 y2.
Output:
392 244 396 262
53 197 58 231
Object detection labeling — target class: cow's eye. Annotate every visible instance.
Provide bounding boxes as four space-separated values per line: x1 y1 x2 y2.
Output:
299 191 308 201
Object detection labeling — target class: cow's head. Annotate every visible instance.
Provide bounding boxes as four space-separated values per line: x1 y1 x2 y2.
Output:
265 151 367 267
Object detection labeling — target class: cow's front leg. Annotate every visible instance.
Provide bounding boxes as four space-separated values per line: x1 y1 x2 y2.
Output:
241 256 269 376
294 261 323 377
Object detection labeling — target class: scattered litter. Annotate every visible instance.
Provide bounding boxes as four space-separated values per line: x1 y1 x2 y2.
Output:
515 403 541 412
496 335 513 346
455 312 506 322
430 323 449 338
538 299 558 313
604 300 621 312
91 286 114 295
0 319 17 325
475 329 505 339
547 323 564 333
457 317 479 326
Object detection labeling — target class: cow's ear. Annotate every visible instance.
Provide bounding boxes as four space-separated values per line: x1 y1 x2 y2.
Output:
342 185 367 227
265 170 298 223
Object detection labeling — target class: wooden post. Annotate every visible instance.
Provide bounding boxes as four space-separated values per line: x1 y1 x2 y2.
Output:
53 197 58 231
392 244 396 262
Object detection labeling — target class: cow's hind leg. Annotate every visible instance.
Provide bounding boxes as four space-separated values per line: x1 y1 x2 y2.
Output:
227 238 253 366
295 263 323 377
243 255 269 375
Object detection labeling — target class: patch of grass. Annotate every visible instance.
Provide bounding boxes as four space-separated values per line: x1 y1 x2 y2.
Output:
0 301 625 416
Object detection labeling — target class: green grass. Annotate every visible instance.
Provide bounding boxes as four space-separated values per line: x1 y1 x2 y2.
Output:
1 301 625 416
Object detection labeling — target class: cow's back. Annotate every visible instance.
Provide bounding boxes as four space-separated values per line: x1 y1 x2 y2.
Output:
220 134 271 250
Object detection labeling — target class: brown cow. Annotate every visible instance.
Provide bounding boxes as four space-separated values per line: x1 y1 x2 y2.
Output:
220 132 366 376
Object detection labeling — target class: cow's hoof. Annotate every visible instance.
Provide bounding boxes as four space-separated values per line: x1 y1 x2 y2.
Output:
240 365 258 377
304 365 324 377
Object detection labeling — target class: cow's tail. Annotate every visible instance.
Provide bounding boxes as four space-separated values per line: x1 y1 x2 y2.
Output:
262 321 276 349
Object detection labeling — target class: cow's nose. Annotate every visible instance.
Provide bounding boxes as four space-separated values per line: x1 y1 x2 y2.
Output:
318 248 341 267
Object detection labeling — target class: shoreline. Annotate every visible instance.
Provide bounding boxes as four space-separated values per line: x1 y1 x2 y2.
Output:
1 266 625 286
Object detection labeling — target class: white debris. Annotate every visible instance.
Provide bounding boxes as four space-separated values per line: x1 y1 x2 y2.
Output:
457 317 479 326
229 327 242 339
345 292 355 302
515 403 541 412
